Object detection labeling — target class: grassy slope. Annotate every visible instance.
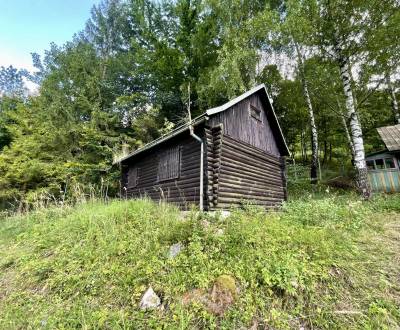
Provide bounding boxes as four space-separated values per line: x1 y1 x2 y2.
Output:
0 194 400 329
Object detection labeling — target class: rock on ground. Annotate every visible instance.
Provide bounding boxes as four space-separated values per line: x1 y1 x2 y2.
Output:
168 242 183 258
181 274 238 316
140 287 161 310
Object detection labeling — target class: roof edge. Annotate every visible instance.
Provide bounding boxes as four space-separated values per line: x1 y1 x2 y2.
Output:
376 124 400 152
263 86 291 157
113 114 207 164
206 84 266 116
114 83 291 164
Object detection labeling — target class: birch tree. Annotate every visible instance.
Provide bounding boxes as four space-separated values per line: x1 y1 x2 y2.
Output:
295 43 319 183
335 43 370 197
308 0 400 198
280 0 320 183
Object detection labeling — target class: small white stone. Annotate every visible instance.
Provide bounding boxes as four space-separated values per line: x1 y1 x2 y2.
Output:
140 287 161 310
168 242 183 258
215 228 224 236
220 210 231 219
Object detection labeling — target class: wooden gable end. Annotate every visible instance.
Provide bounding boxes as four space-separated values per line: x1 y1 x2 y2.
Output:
208 92 280 156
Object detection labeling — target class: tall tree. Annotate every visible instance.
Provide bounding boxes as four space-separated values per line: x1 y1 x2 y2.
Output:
0 66 27 97
279 0 320 183
0 66 27 152
386 74 400 124
310 0 400 198
197 0 277 107
362 1 400 125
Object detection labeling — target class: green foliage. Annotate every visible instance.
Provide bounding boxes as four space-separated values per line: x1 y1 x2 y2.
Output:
1 195 399 328
0 65 27 97
0 47 123 206
1 0 399 205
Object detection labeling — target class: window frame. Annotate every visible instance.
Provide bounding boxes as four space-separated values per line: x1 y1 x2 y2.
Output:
157 146 181 182
367 156 398 171
366 160 375 170
249 104 262 122
384 157 396 169
374 158 385 169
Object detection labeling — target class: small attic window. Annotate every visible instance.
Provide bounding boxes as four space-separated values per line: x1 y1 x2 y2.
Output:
250 104 262 122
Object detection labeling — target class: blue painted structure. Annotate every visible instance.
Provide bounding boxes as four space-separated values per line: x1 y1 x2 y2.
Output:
366 151 400 192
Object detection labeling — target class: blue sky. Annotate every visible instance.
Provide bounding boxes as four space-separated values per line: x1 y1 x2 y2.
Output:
0 0 100 71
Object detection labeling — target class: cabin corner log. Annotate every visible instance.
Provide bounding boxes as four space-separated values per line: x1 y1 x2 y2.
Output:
206 124 223 209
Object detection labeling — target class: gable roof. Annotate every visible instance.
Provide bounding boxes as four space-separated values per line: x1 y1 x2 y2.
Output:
115 84 290 164
209 84 290 155
377 124 400 151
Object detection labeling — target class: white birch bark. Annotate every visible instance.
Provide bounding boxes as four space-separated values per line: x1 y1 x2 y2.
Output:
337 97 355 159
341 112 355 159
386 73 400 124
336 50 371 198
295 42 319 183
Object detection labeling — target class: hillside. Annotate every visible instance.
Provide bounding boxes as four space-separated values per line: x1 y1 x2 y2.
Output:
1 193 400 329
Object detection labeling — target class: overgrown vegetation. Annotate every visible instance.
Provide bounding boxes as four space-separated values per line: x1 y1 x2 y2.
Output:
1 1 399 327
1 192 399 329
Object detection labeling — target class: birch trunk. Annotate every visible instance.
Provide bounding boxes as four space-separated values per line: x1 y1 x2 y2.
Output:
337 52 371 198
386 73 400 124
341 112 355 160
337 97 355 161
295 43 319 184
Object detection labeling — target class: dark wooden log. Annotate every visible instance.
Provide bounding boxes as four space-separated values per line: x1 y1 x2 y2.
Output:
220 155 282 179
217 196 283 205
219 163 283 186
221 144 281 172
218 184 284 196
223 135 281 165
217 174 281 190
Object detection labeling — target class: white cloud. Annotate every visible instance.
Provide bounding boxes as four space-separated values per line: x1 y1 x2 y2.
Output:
0 48 35 71
0 47 40 94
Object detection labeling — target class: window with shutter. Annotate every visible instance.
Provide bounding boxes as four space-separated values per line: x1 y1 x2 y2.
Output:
158 146 181 181
250 104 262 122
127 167 139 187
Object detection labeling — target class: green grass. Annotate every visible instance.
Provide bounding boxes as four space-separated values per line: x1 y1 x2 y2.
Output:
0 193 400 329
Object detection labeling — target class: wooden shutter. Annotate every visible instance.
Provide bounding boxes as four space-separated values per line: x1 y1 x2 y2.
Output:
127 167 139 187
158 146 181 181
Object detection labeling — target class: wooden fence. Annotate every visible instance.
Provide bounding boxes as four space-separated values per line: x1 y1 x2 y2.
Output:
368 169 400 192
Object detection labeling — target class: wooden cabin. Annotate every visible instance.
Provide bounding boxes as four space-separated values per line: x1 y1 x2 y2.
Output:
115 84 290 210
366 124 400 192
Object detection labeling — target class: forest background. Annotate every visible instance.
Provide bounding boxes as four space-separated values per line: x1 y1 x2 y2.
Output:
0 0 399 209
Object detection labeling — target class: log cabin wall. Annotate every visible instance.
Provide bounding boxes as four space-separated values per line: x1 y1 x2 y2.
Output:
121 132 202 210
206 90 287 209
208 133 286 209
208 92 280 156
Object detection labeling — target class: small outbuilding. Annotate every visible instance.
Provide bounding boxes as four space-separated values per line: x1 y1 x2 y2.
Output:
114 84 290 210
366 124 400 192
